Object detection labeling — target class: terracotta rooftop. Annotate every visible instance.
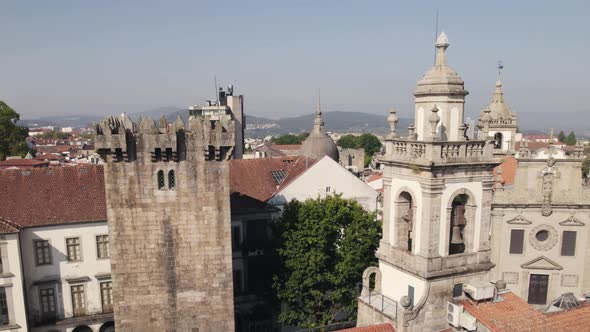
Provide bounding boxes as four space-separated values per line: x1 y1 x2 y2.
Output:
34 153 64 161
229 156 315 203
0 217 21 234
366 173 383 183
458 291 590 331
0 159 50 169
0 165 107 228
494 156 517 186
271 144 302 151
339 323 395 332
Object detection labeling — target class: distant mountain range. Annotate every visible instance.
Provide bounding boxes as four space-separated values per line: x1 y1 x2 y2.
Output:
20 107 589 138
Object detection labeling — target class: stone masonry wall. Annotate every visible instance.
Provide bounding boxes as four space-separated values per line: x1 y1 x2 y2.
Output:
98 115 235 332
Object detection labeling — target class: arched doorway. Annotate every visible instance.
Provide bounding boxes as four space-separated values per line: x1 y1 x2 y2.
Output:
72 326 93 332
99 321 115 332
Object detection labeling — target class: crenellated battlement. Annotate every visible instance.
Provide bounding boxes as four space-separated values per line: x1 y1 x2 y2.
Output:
94 113 236 163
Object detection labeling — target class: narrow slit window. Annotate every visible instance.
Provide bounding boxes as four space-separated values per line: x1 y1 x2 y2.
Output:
157 170 165 190
168 170 175 189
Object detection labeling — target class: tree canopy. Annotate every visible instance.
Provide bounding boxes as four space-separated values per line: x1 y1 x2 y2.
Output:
557 130 577 145
38 130 72 140
583 157 589 180
273 195 381 329
337 133 382 167
271 133 309 145
0 101 30 160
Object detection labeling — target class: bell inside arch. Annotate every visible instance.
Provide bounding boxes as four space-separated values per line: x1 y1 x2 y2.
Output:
450 225 464 244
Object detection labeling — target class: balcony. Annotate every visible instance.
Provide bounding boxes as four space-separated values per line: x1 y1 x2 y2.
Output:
381 139 494 166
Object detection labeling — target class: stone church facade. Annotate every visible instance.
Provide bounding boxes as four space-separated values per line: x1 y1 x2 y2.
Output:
356 32 590 331
95 113 236 331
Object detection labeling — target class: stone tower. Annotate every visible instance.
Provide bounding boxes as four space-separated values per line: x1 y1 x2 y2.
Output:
478 77 518 154
357 33 498 332
95 112 235 331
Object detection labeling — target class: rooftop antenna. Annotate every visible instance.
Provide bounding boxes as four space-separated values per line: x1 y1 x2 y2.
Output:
497 60 504 80
433 9 439 66
214 76 218 105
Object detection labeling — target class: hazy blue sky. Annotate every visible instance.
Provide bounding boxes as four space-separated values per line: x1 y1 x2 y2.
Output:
1 0 588 126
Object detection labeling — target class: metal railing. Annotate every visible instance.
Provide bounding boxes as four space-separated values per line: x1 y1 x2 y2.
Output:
358 283 398 320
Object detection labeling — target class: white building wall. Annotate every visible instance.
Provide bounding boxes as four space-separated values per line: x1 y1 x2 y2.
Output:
379 262 427 304
19 222 111 331
270 156 379 212
0 233 28 331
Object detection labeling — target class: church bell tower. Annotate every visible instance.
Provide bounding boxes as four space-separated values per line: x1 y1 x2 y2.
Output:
357 33 499 332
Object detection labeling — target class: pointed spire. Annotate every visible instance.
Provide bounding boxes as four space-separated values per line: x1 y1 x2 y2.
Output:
313 90 324 134
434 31 449 68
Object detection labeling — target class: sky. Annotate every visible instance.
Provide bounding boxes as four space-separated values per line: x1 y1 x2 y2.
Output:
1 0 589 128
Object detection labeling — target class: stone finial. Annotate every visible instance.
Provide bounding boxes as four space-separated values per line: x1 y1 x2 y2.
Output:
387 108 399 138
480 108 492 137
400 295 412 309
428 105 441 140
519 140 530 158
574 141 584 159
407 124 416 140
434 32 449 68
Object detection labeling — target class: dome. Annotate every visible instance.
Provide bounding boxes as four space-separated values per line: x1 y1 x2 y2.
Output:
301 131 339 162
414 32 468 96
300 100 340 162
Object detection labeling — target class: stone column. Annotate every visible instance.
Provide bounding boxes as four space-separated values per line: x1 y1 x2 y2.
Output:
382 176 393 245
489 209 505 281
418 180 444 256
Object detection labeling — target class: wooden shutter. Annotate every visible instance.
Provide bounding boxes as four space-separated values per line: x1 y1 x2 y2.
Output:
509 229 524 254
561 231 577 256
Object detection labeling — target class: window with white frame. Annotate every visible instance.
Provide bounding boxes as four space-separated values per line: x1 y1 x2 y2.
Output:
96 235 109 259
34 240 52 265
66 237 81 261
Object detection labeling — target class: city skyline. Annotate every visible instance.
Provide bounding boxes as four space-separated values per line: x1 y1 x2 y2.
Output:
1 1 588 129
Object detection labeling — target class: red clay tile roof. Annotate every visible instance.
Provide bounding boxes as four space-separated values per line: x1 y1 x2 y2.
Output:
0 159 50 169
339 323 396 332
494 156 517 186
0 217 21 234
229 156 315 202
0 165 107 228
459 291 590 332
34 154 64 161
271 144 302 151
366 173 383 183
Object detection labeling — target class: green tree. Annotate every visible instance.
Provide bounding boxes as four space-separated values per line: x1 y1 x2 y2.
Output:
337 133 382 167
358 133 382 157
557 131 566 143
337 134 359 149
583 157 589 179
565 131 577 146
0 101 30 160
271 133 309 145
38 130 72 140
273 195 381 329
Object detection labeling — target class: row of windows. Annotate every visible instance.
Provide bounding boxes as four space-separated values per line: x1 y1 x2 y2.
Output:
35 235 109 266
509 229 576 256
39 282 113 320
157 170 176 190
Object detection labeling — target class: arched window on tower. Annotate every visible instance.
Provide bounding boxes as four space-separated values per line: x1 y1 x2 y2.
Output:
157 170 165 190
449 194 468 255
493 132 503 150
395 192 414 252
168 170 175 189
